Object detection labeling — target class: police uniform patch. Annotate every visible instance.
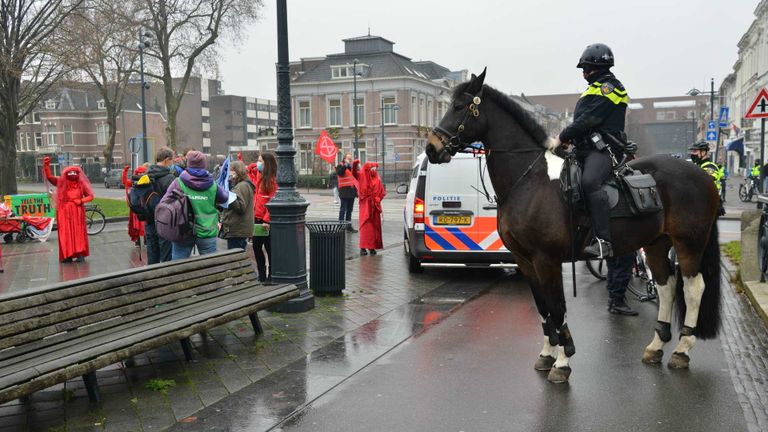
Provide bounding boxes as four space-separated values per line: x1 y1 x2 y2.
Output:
601 82 615 95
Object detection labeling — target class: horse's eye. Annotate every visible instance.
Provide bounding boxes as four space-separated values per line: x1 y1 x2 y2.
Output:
453 103 463 111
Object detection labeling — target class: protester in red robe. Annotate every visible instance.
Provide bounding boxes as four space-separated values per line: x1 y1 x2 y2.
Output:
43 157 94 262
355 162 386 255
122 165 147 245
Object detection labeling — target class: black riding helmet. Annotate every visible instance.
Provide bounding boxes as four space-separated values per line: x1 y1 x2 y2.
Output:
577 43 615 69
688 141 710 151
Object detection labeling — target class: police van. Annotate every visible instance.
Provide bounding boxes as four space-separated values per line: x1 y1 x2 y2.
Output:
399 152 515 272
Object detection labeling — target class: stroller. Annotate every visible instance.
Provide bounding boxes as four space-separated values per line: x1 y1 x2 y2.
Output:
0 202 54 243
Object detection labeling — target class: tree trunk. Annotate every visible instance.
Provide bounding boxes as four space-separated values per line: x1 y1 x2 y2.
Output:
0 76 21 196
103 106 117 169
165 96 178 151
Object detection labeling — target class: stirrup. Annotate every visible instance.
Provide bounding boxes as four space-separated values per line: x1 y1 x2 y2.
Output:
584 238 612 259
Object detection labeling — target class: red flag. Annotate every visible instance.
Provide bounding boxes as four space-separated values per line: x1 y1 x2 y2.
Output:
237 152 243 161
314 130 338 165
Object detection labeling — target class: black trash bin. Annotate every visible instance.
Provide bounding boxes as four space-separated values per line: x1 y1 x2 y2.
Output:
306 220 347 295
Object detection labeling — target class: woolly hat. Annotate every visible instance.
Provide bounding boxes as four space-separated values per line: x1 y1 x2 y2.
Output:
187 151 206 169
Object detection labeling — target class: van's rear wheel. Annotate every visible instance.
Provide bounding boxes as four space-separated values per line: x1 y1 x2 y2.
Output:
408 253 423 273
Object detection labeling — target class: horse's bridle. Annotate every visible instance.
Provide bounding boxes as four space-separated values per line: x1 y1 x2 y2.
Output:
432 89 484 155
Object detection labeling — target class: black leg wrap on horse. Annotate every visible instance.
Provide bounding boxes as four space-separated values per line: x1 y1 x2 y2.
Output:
679 325 695 338
656 321 672 342
545 317 559 346
557 323 576 357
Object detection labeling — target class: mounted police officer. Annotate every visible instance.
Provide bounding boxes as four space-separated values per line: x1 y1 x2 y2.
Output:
556 43 629 258
689 141 726 216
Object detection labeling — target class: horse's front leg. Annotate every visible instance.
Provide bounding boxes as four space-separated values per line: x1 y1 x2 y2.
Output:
642 240 675 364
533 256 574 384
515 256 558 372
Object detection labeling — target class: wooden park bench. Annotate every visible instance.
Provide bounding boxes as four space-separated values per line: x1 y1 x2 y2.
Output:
0 249 298 404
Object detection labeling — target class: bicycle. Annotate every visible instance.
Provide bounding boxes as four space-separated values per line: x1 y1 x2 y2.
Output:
85 203 106 235
739 177 758 202
757 195 768 282
586 248 659 303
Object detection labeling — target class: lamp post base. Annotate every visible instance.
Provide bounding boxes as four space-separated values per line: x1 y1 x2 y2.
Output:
269 290 315 313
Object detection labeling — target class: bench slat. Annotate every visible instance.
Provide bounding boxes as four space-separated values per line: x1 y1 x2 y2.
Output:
0 263 255 341
0 269 256 351
0 284 298 392
0 260 253 327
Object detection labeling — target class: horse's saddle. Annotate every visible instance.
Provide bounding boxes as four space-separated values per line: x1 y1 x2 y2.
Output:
559 159 663 218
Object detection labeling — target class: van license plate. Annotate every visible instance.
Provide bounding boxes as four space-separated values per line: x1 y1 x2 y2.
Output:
435 215 471 225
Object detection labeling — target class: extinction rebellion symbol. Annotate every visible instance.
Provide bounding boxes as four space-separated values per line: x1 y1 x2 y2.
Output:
314 130 338 164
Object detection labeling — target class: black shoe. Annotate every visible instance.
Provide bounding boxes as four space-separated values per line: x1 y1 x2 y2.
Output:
75 256 85 263
369 249 377 255
608 298 638 316
584 238 613 258
347 226 358 233
360 248 368 256
62 258 73 263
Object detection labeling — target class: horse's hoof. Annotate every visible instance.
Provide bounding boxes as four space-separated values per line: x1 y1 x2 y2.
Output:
534 355 556 371
642 349 663 364
667 352 690 369
547 366 571 384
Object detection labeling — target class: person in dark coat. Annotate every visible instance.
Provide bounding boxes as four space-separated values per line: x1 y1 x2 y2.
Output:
221 161 255 250
336 153 360 233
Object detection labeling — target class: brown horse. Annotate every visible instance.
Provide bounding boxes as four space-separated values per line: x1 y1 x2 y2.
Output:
426 69 721 383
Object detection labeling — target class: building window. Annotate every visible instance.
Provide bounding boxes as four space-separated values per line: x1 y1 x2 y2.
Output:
96 123 109 147
202 131 210 139
298 100 311 128
63 124 73 146
247 132 257 139
411 95 417 124
45 99 56 110
331 64 367 79
26 133 31 151
666 111 676 120
45 125 56 146
328 98 342 127
383 97 397 125
427 99 433 127
687 110 695 120
32 112 41 123
246 102 257 110
97 100 106 110
352 97 365 126
16 133 21 151
357 141 367 164
201 100 209 108
35 132 42 148
419 98 426 126
202 116 210 123
656 111 665 121
298 142 313 174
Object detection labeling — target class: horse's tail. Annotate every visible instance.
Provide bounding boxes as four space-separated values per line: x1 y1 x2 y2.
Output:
675 221 721 340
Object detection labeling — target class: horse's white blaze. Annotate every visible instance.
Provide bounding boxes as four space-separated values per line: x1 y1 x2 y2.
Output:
656 278 675 324
539 336 557 358
553 346 570 368
544 150 564 181
682 273 705 328
645 331 665 352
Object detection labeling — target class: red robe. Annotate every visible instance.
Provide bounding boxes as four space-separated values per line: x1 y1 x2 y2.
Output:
122 166 146 242
356 162 386 250
45 165 93 261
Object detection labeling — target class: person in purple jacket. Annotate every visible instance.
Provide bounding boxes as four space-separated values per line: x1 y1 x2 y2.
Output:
165 150 231 260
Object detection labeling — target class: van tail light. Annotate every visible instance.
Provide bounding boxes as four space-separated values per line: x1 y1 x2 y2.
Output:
414 197 425 224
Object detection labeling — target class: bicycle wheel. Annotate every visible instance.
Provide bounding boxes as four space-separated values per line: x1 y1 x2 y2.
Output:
86 208 106 235
586 258 607 280
739 184 749 202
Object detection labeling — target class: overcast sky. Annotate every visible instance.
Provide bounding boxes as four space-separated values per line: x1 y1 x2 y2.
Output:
218 0 757 100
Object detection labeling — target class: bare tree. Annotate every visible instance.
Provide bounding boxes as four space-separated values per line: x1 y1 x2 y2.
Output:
140 0 263 150
61 0 141 169
0 0 84 195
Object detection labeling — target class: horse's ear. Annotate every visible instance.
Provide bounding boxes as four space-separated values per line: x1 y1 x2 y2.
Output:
467 68 487 95
476 67 487 87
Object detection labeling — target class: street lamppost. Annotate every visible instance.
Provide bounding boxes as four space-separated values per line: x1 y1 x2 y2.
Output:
267 0 313 313
352 59 359 159
687 78 720 160
138 29 152 167
380 101 400 186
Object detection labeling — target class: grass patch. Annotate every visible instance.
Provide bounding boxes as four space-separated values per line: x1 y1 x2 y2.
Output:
145 378 176 395
92 197 129 218
722 241 741 266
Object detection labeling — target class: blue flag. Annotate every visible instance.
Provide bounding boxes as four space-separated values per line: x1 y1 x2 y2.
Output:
216 155 230 193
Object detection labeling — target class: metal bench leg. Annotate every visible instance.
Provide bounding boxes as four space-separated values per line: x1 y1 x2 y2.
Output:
82 371 101 403
249 313 263 335
180 338 195 361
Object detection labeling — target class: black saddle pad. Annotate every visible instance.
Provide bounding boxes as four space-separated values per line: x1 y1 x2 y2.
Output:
602 181 635 218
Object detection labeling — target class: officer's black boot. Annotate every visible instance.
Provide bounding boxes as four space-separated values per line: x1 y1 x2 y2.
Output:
584 190 613 258
608 297 638 316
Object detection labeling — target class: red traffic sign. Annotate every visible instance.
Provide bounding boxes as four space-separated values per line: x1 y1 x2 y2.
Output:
745 88 768 119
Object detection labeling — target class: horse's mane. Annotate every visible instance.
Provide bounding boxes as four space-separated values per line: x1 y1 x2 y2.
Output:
452 82 549 145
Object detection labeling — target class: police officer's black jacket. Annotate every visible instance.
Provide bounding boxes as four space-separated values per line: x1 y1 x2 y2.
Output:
559 70 628 158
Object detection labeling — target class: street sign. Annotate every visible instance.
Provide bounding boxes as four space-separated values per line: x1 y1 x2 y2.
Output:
394 153 400 162
57 155 65 165
719 106 729 128
708 121 716 130
706 130 718 142
745 88 768 119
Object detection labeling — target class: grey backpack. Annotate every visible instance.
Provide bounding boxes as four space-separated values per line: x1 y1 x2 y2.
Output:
154 180 194 242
